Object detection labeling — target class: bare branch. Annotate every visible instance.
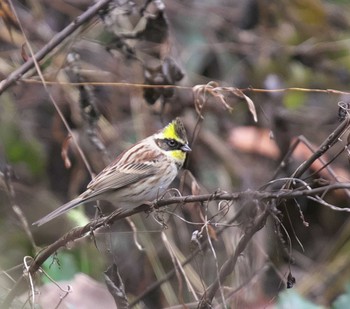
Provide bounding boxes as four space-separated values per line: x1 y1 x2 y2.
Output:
0 0 113 95
292 118 350 179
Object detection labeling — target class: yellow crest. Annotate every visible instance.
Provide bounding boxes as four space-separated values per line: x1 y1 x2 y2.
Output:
162 118 188 144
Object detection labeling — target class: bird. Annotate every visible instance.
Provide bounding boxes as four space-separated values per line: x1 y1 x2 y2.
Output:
33 118 191 226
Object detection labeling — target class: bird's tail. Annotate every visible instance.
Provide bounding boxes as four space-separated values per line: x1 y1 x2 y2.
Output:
33 197 85 226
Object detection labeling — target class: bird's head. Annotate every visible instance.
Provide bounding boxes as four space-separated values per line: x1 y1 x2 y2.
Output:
154 118 191 165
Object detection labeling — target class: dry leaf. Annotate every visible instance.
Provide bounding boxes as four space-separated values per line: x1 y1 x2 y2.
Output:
192 82 258 122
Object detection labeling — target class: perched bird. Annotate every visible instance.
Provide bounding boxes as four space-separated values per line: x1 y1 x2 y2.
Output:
33 118 191 226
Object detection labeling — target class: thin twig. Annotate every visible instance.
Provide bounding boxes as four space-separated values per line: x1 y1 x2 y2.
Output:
197 205 271 308
130 205 247 307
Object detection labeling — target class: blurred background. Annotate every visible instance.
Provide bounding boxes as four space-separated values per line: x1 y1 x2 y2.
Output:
1 0 350 308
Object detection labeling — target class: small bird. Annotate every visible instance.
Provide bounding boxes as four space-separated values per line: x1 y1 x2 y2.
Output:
33 118 191 226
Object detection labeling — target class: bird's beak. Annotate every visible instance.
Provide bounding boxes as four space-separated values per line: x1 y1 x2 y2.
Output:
181 144 192 152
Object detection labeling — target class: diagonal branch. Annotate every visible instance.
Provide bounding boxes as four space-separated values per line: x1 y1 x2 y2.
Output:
0 0 113 95
292 118 350 179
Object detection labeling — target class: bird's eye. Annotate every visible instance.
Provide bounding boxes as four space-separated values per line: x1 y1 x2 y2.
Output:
166 139 178 148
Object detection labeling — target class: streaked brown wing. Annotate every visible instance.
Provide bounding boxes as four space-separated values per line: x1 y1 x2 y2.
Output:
86 162 157 195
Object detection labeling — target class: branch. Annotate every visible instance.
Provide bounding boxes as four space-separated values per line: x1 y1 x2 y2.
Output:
0 206 141 308
292 118 350 179
2 182 350 308
0 0 113 95
27 183 350 272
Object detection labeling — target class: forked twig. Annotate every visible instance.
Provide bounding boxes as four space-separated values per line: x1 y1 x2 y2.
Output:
292 118 350 180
